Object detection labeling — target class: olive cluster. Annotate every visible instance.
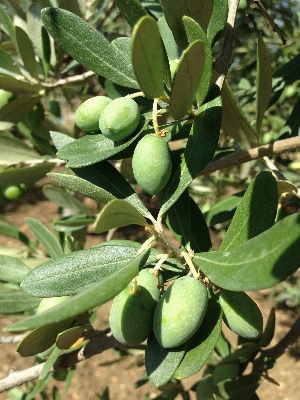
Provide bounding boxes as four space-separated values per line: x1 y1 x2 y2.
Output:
75 96 172 195
109 270 208 348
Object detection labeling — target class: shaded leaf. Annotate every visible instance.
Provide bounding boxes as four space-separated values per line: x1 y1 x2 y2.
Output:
15 25 39 80
41 8 138 88
259 307 276 348
0 4 18 51
204 191 244 227
0 255 30 284
220 171 278 251
194 213 300 291
173 299 222 379
131 16 165 98
26 217 63 259
0 96 40 130
0 135 40 164
207 0 228 45
39 346 61 381
0 222 36 252
93 199 149 233
189 197 212 252
170 40 205 119
43 185 91 213
157 16 181 60
214 374 261 400
0 75 41 93
256 35 272 137
0 48 22 78
159 85 222 216
145 333 186 387
56 325 93 349
0 162 54 187
114 0 147 28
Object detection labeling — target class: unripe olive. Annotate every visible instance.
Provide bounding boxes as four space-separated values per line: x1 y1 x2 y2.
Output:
3 185 23 201
109 269 160 345
36 296 69 314
153 277 208 348
75 96 112 133
99 97 140 141
132 134 172 195
219 291 263 339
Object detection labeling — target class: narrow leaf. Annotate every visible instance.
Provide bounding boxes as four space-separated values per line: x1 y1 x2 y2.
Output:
220 171 278 251
0 223 36 252
7 248 150 332
259 307 276 348
15 25 39 80
0 255 30 284
214 374 261 400
0 96 40 130
194 213 300 291
43 185 91 213
256 35 272 137
0 135 40 164
157 16 181 60
204 191 244 227
0 75 41 93
159 85 222 216
0 4 18 51
0 291 41 314
207 0 228 45
0 162 54 187
17 319 73 356
41 8 138 89
0 48 22 78
26 217 63 259
39 346 61 380
131 16 165 98
170 40 205 119
189 197 212 252
47 172 115 205
173 299 222 379
93 199 148 233
145 334 186 387
114 0 147 28
56 325 93 349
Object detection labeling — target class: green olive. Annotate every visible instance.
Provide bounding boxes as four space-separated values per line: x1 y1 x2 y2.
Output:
3 186 23 201
75 96 112 133
132 134 172 195
99 97 140 141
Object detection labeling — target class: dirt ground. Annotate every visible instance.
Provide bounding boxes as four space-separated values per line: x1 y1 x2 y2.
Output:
0 183 300 400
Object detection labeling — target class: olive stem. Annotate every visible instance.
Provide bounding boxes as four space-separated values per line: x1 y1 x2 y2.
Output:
131 277 138 293
137 235 157 255
181 251 200 279
153 253 173 272
152 98 161 137
126 91 145 99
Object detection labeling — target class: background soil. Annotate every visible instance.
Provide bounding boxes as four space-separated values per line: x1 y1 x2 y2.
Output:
0 182 299 400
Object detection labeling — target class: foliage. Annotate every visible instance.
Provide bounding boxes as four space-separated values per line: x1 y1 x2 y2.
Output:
0 0 300 399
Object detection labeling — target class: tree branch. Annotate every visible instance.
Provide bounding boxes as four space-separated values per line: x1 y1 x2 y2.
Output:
41 71 96 90
199 136 300 176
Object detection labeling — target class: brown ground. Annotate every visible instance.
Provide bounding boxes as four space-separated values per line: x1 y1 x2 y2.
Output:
0 183 299 400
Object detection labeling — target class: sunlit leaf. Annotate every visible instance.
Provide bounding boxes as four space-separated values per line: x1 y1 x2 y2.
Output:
0 291 41 314
0 255 30 284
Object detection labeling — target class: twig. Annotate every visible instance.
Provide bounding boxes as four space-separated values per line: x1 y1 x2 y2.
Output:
198 136 300 176
214 0 240 90
4 158 65 168
263 156 287 181
41 71 95 89
253 0 286 45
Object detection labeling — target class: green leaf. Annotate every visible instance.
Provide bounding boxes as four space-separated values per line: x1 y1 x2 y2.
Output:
112 37 132 63
259 307 275 348
27 3 46 61
15 25 39 80
0 291 41 314
0 162 54 187
207 0 228 45
26 217 63 259
170 40 205 119
47 172 116 205
0 96 40 130
0 135 40 164
173 299 222 379
72 161 152 219
17 319 73 356
0 255 30 284
221 79 258 148
131 16 165 98
214 374 261 400
114 0 147 28
194 213 300 291
159 85 222 216
182 17 212 106
50 131 74 151
220 171 278 251
159 0 213 49
0 222 36 252
24 373 53 400
0 75 42 93
256 35 272 137
189 197 212 252
21 241 148 297
0 48 22 78
59 0 86 18
39 346 61 381
93 199 149 234
0 4 18 51
57 129 143 168
196 376 214 400
41 8 138 89
43 185 91 213
7 248 150 332
204 191 244 227
157 16 181 60
145 333 186 387
41 26 51 78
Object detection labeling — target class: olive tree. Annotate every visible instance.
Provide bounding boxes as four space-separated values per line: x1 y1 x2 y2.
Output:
0 0 300 399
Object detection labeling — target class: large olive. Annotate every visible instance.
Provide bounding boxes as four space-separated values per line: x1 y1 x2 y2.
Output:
132 134 172 195
75 96 112 133
99 97 140 141
153 277 208 348
109 269 160 345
